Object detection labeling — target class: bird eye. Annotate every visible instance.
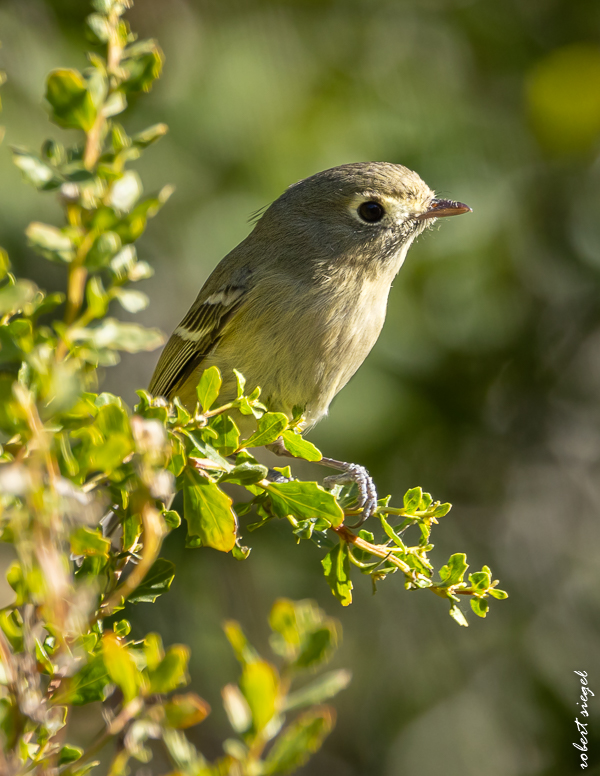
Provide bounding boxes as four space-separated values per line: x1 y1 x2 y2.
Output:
357 201 385 223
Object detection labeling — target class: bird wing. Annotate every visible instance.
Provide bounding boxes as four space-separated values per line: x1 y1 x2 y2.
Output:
149 276 251 399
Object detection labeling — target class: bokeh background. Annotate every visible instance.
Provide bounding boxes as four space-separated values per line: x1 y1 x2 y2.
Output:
1 0 600 774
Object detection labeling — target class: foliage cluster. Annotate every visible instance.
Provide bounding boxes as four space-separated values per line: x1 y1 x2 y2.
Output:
0 2 506 773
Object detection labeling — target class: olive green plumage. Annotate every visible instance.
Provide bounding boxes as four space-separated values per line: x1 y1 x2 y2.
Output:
149 162 469 425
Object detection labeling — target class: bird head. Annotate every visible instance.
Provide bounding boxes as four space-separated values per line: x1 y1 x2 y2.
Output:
254 162 471 275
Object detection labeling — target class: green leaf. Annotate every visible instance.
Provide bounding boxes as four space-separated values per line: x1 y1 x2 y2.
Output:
110 244 136 277
71 318 165 352
224 620 259 665
59 655 109 705
113 288 149 313
26 222 75 263
162 509 181 530
11 147 61 190
102 90 127 117
183 469 237 552
268 481 344 527
284 669 351 711
58 745 84 766
163 693 210 729
113 186 173 243
432 502 452 517
143 633 164 672
448 604 469 627
85 276 108 318
167 434 186 477
232 540 251 560
88 433 133 473
121 40 164 93
6 563 27 607
103 632 143 703
269 598 300 656
222 683 252 734
239 659 279 733
233 368 246 398
293 625 337 671
281 430 322 462
30 291 65 320
263 707 334 775
321 543 353 606
131 123 169 148
489 587 508 600
85 231 121 270
45 68 97 131
108 170 143 212
439 553 468 587
66 762 101 776
70 527 111 558
468 570 491 590
239 412 288 449
470 598 489 618
196 366 222 411
147 645 190 694
403 486 422 512
113 620 131 637
41 139 65 165
220 462 268 486
0 280 37 315
128 558 175 604
209 413 240 455
86 12 111 42
0 610 23 652
0 249 10 281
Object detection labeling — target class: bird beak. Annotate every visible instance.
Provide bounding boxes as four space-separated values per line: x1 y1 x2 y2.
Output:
415 198 472 221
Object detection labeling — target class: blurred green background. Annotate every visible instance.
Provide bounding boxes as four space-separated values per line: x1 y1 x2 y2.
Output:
2 0 600 773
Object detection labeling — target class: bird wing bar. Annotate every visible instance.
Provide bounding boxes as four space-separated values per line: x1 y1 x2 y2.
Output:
149 284 248 399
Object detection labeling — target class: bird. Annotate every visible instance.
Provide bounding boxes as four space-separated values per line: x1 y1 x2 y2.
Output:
149 162 471 522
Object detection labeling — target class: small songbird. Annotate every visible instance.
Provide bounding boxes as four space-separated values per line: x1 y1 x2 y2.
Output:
150 162 470 521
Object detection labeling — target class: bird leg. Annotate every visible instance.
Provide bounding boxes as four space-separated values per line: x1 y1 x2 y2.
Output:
267 437 377 526
320 457 378 527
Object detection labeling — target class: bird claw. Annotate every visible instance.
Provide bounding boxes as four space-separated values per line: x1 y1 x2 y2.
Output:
268 468 291 484
322 459 378 527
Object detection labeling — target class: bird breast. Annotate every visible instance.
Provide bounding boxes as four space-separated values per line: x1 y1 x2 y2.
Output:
204 269 390 427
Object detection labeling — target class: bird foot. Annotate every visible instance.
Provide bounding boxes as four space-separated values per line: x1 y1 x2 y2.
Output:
268 468 291 483
321 457 378 527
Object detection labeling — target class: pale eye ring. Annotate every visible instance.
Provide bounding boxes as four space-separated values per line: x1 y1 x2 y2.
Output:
357 201 385 223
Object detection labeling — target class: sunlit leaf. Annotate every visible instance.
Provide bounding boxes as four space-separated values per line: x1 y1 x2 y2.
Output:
281 430 322 461
283 670 351 711
164 693 210 729
321 544 352 606
45 68 96 131
56 655 109 705
239 412 288 449
26 222 75 263
196 366 222 411
147 644 190 694
438 553 468 587
103 632 143 703
239 659 279 733
0 280 37 315
70 527 111 558
128 558 175 604
11 147 61 191
219 462 268 486
263 707 335 775
268 482 344 527
449 605 469 627
183 469 237 552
